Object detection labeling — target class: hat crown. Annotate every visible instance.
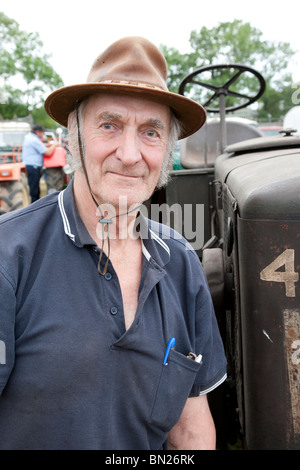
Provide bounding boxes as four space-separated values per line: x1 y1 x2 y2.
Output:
44 36 206 139
87 37 168 91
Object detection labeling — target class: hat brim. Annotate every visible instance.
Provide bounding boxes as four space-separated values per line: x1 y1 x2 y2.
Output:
44 83 206 140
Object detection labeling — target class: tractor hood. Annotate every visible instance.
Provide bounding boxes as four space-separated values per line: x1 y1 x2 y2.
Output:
214 134 300 220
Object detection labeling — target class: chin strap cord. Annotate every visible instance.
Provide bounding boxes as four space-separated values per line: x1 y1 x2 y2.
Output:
76 107 112 275
76 107 140 276
97 219 112 276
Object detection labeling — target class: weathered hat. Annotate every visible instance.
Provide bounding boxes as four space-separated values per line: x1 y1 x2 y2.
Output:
44 36 206 139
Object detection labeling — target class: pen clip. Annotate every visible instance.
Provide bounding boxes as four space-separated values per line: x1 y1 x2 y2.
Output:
163 337 176 366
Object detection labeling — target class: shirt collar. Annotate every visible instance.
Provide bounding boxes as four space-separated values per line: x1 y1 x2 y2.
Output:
58 180 170 268
58 178 94 247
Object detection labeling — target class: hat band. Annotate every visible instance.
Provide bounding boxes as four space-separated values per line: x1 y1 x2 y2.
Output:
93 78 166 91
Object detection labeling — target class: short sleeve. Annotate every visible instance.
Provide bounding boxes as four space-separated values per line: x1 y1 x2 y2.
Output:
189 267 227 397
33 138 47 154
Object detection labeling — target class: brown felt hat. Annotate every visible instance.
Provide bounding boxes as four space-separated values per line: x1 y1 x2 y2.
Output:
44 36 206 139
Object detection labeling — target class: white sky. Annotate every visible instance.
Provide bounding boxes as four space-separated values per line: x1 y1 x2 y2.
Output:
2 0 300 87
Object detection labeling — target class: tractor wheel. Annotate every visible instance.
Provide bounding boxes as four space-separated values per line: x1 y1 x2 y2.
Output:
0 173 31 215
45 167 65 194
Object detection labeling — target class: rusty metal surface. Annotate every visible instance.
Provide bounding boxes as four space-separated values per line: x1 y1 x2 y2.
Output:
237 217 300 449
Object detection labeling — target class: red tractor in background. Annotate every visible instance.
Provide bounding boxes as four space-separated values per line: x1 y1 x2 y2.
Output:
0 152 30 214
0 121 31 214
0 121 69 214
43 128 70 194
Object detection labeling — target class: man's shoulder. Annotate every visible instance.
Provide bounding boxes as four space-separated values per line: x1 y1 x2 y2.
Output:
23 132 35 143
146 219 200 270
23 132 46 150
0 193 61 289
0 193 59 230
145 217 199 261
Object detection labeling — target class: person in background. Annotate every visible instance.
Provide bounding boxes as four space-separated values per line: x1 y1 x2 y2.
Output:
22 124 58 202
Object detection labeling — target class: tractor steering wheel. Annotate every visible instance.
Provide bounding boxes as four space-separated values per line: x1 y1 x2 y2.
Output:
178 64 265 113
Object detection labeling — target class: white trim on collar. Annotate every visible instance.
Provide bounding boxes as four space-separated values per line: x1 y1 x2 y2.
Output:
141 242 151 261
58 190 76 243
149 228 170 256
58 188 170 262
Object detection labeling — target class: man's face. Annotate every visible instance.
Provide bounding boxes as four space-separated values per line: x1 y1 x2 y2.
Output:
80 93 171 210
36 131 45 140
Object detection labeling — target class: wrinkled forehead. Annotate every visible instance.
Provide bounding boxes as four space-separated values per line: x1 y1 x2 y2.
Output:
82 92 171 126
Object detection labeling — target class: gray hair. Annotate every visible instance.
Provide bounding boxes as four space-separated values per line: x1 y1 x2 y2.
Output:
67 97 182 189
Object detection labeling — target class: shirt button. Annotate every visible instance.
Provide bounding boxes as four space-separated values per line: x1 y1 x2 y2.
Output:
110 306 118 315
105 272 112 281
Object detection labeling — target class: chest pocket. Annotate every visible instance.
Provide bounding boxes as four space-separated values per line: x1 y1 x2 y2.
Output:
149 348 201 432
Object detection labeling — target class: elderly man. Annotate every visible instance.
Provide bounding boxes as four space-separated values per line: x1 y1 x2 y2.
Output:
0 37 226 450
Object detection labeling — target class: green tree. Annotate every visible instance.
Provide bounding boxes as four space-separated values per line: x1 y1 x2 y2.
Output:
160 19 296 121
0 12 63 127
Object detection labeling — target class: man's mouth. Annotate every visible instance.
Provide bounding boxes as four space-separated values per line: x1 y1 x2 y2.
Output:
108 171 142 179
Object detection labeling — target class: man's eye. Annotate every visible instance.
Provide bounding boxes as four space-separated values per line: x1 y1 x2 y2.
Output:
145 129 158 138
101 123 114 130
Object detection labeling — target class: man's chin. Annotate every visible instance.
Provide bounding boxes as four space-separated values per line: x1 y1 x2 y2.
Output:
96 195 145 216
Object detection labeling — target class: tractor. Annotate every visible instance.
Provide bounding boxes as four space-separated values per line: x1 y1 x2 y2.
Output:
0 121 69 213
0 121 30 214
148 64 300 450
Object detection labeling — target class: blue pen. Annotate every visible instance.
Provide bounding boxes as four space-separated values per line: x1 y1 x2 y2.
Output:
163 337 176 366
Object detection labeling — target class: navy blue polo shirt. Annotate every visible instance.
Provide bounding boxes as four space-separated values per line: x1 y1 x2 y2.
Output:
0 180 226 450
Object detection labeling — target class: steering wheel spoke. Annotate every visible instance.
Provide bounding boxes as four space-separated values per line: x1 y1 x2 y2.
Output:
190 80 220 93
223 69 244 88
203 93 219 108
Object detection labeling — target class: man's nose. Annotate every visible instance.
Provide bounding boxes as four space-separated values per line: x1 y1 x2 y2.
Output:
115 128 142 165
